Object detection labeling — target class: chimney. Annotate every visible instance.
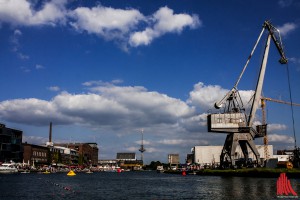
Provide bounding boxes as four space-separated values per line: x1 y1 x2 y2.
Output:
49 122 52 142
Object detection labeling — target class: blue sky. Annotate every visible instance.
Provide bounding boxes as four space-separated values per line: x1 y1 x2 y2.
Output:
0 0 300 164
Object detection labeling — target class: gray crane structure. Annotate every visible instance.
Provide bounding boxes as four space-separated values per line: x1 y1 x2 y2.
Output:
207 21 288 168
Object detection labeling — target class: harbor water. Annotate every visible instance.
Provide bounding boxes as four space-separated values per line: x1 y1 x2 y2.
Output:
0 171 298 199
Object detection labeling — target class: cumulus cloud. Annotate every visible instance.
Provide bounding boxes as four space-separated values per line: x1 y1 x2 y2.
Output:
278 22 297 36
0 0 67 26
0 98 75 125
0 84 195 130
187 82 254 111
0 1 200 50
69 6 144 41
187 82 227 111
0 81 294 162
129 6 200 47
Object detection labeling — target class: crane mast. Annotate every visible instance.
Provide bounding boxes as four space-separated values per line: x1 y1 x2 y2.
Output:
207 21 288 168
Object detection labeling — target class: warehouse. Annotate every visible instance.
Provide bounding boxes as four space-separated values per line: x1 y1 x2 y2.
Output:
192 145 273 165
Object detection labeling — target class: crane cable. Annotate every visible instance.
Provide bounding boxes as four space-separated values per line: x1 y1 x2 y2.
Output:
286 63 297 149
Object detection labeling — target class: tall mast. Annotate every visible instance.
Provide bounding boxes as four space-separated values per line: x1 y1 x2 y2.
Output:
139 129 146 164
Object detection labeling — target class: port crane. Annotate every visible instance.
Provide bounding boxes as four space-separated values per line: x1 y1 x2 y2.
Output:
207 21 288 168
260 97 300 160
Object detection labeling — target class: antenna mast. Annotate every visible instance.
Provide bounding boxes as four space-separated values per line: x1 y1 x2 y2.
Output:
139 129 146 164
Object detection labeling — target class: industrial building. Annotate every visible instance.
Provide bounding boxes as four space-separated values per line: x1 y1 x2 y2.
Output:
55 143 98 166
23 143 50 166
116 152 143 170
192 145 273 165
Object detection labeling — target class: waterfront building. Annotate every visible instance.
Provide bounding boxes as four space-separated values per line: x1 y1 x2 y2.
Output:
23 143 50 166
98 159 117 166
191 145 274 166
48 145 79 165
0 123 23 163
116 153 142 170
56 143 98 166
168 154 180 165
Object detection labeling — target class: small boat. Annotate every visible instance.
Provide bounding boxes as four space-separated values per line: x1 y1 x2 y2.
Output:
67 170 76 176
156 166 164 173
0 163 18 174
86 169 93 174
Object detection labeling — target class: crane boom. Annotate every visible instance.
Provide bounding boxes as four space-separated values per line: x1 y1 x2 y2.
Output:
264 21 288 64
248 21 288 127
261 97 300 107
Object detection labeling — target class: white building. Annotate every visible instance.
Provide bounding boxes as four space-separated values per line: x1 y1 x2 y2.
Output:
192 145 273 165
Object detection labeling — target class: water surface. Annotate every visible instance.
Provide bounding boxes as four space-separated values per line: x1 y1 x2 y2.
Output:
0 171 296 199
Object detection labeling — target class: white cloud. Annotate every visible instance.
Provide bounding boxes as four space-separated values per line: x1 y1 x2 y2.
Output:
69 6 144 40
187 82 228 110
0 84 195 129
1 2 200 50
0 98 75 125
187 82 254 112
129 6 200 47
0 0 67 26
268 123 287 132
82 80 123 87
268 133 294 143
14 29 22 36
10 29 29 59
1 82 293 163
278 22 297 36
158 139 208 146
48 86 60 92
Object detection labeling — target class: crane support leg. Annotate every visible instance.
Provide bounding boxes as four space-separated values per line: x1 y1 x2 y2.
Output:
220 133 261 168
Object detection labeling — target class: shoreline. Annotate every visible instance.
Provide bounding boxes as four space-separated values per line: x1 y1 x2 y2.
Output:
164 168 300 178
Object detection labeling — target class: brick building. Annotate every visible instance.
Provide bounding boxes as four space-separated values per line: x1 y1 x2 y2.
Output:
57 143 98 166
23 143 50 166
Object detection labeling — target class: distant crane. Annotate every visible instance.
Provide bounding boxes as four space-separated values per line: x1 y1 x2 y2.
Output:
260 97 300 160
207 20 288 168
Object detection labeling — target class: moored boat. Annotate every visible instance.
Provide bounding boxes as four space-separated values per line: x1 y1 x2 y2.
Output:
0 163 18 174
156 166 164 173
